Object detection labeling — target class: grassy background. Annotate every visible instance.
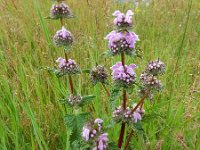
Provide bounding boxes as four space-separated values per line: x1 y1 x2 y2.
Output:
0 0 199 149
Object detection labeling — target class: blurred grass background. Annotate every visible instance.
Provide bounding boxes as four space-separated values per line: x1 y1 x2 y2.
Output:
0 0 199 149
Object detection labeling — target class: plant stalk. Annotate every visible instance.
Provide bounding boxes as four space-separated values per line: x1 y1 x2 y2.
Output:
118 51 127 148
60 18 74 94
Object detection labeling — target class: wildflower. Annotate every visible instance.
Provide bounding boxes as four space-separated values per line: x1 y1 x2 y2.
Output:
112 10 134 28
131 103 145 123
90 65 108 85
56 57 80 74
140 73 162 91
93 133 109 150
111 62 137 87
113 104 145 123
145 59 166 76
53 26 73 47
82 126 91 141
82 118 105 143
67 94 82 106
112 106 123 122
105 31 139 55
50 3 72 19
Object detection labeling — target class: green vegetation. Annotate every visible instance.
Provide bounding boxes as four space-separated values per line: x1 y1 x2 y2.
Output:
0 0 199 149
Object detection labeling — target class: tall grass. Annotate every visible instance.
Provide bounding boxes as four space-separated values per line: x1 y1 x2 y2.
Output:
0 0 199 149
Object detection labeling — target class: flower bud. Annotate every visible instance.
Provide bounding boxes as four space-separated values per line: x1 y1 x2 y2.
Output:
140 73 162 91
67 94 82 106
145 59 166 76
90 65 108 85
112 10 134 29
50 3 72 19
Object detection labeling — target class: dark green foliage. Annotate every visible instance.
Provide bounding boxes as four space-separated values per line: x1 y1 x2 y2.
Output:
79 95 96 107
64 113 90 148
110 85 121 108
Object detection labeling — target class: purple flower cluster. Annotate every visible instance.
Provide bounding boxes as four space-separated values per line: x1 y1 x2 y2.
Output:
82 119 109 150
112 10 134 28
105 31 139 55
53 26 73 47
50 3 72 19
111 62 137 87
90 65 108 85
56 57 80 74
145 59 166 76
112 104 145 123
93 133 109 150
67 94 82 106
140 73 162 91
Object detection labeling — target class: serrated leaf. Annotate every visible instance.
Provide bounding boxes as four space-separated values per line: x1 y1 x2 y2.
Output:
110 85 121 108
65 113 91 147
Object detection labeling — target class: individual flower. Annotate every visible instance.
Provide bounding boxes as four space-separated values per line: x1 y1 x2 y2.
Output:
112 10 134 28
105 31 139 55
50 3 72 19
90 65 108 85
145 59 166 76
67 94 82 106
82 118 104 142
53 26 73 47
140 73 162 91
56 57 80 74
82 125 98 141
93 133 109 150
111 62 137 87
131 103 145 123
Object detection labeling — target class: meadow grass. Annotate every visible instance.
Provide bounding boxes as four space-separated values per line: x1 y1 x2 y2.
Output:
0 0 199 149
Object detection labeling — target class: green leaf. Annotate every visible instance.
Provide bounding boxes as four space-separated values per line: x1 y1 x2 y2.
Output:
64 113 90 146
131 122 144 136
79 95 95 107
110 85 121 108
43 67 65 77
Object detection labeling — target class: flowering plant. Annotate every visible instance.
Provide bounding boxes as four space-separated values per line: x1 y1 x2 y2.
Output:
46 2 165 149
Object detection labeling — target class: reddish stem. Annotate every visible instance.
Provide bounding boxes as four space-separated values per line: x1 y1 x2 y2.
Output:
118 52 127 148
124 130 134 150
121 51 125 66
131 90 150 113
68 75 74 94
123 90 150 149
118 122 126 148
